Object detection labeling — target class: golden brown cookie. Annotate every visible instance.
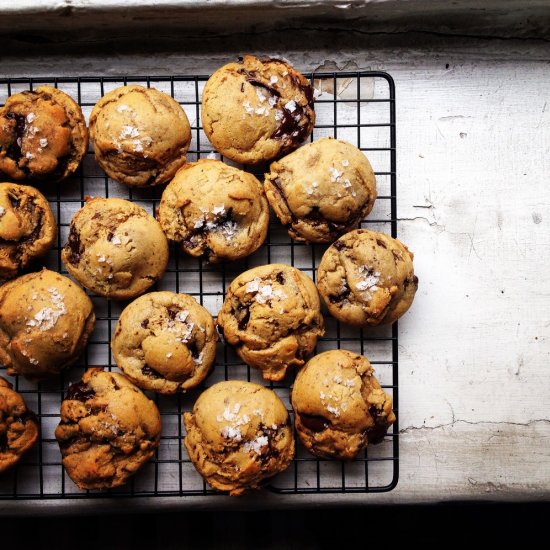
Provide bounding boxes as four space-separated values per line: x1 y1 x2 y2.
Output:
55 368 161 490
0 85 88 182
89 85 191 187
291 349 395 460
264 137 377 243
0 182 57 284
61 197 169 300
0 269 95 380
217 264 324 381
0 376 39 473
317 229 418 326
201 55 315 165
112 292 217 394
158 160 269 263
183 380 294 496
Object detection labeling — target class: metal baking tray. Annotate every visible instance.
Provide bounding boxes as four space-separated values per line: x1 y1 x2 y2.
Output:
0 70 398 502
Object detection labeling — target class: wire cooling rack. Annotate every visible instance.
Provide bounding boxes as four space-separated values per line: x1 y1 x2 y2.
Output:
0 71 397 500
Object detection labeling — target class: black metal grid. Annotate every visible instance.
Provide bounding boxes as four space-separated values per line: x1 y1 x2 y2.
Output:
0 70 398 500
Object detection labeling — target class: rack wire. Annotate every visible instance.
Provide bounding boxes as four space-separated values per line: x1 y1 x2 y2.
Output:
0 71 397 500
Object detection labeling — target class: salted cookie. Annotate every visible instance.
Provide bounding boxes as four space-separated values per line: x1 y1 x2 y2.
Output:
264 138 377 243
202 55 315 165
292 350 395 460
184 380 294 496
317 229 418 326
0 182 57 284
0 269 95 380
61 197 169 300
158 160 269 263
89 85 191 187
55 368 161 490
217 264 324 381
0 85 88 182
112 292 217 394
0 376 39 473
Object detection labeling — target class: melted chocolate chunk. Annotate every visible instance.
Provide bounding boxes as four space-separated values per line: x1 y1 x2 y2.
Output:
66 225 83 265
66 380 95 402
300 413 330 432
167 308 177 320
236 303 251 330
413 275 419 286
141 319 149 329
7 192 21 209
245 76 281 98
376 239 387 249
107 231 114 241
333 240 346 251
187 340 200 359
4 112 26 161
328 286 350 304
275 271 285 285
366 405 390 445
142 364 161 379
0 432 8 451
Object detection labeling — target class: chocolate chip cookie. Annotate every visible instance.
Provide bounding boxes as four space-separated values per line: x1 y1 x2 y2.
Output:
0 269 95 380
201 55 315 165
183 380 294 496
158 160 269 263
0 85 88 182
89 85 191 187
317 229 418 326
217 264 324 381
55 368 162 490
0 182 57 284
291 349 396 460
264 137 377 243
61 197 169 300
0 376 39 473
112 291 217 394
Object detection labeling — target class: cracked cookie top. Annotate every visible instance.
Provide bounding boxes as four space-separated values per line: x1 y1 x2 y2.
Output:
291 349 396 460
0 85 88 182
183 380 294 496
201 55 315 165
158 160 269 263
217 263 324 381
89 85 191 187
0 182 57 284
112 291 217 394
55 368 161 490
0 376 39 473
317 229 418 326
264 137 377 243
0 269 95 379
61 197 169 300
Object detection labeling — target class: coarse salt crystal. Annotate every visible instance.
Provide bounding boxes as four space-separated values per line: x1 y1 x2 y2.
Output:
193 350 204 365
246 277 261 294
133 139 144 153
116 104 132 113
166 353 173 358
341 159 349 167
329 166 343 182
0 207 5 217
39 138 48 148
327 405 340 417
275 110 284 121
221 426 242 441
212 205 225 216
343 179 352 188
25 152 34 160
110 235 122 245
255 106 267 116
284 100 297 112
175 310 189 323
120 125 139 139
243 100 254 114
269 75 278 84
256 88 267 103
97 254 106 262
244 435 268 454
312 181 318 188
268 96 277 107
26 113 35 123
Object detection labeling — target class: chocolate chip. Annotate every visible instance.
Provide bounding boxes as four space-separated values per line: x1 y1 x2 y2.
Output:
66 225 83 265
0 432 8 451
141 319 149 329
167 308 177 320
366 405 390 445
376 239 387 249
413 275 419 286
187 340 200 359
300 413 330 432
392 250 402 263
7 192 21 209
275 271 285 285
4 112 26 162
65 380 95 402
333 240 346 251
328 287 350 304
236 303 251 330
142 364 161 378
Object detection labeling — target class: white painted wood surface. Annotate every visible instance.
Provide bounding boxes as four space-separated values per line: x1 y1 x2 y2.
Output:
0 31 549 508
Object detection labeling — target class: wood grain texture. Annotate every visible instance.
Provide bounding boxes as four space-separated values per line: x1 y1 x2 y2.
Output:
0 32 549 508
